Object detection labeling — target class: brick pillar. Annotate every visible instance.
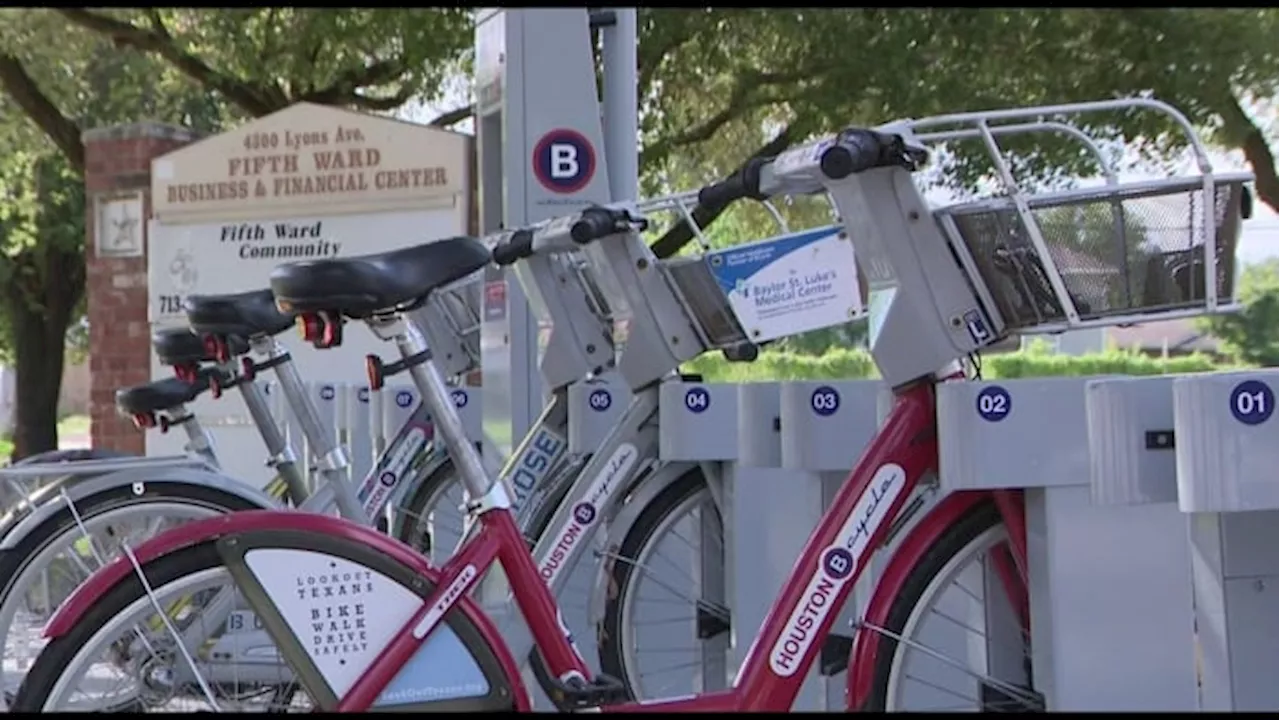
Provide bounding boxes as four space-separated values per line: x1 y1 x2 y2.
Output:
83 123 199 453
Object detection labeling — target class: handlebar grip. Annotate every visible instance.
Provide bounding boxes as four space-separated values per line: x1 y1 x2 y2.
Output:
570 206 631 245
819 129 905 180
721 341 760 364
491 229 535 266
696 157 771 208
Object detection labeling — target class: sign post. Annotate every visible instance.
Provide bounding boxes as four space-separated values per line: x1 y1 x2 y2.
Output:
475 9 613 458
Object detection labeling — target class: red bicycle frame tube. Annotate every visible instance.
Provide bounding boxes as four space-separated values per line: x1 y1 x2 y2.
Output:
337 507 591 711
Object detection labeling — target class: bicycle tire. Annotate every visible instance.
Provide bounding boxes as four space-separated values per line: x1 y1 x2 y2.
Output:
0 482 263 710
859 500 1030 712
10 533 517 711
596 467 713 702
391 458 458 554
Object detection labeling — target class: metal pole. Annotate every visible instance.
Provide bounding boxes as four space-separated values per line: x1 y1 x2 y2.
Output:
600 8 639 202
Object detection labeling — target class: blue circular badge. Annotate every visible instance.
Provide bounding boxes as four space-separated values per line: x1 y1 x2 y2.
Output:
684 387 711 414
532 128 597 194
975 386 1011 422
357 387 369 403
821 547 855 581
451 389 469 409
395 390 414 408
319 385 336 401
588 389 612 412
1229 379 1274 426
572 502 597 525
811 386 841 417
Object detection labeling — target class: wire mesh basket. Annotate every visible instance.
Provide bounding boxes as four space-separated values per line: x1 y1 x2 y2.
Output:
886 97 1255 334
419 273 483 371
938 177 1249 329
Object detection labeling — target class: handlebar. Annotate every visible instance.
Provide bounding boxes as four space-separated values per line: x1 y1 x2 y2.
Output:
490 205 649 267
818 128 926 180
571 206 639 245
491 229 535 266
696 157 772 208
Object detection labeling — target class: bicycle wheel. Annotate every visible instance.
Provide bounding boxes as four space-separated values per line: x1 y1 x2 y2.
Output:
9 531 517 711
393 459 467 564
597 468 725 701
860 501 1041 712
0 483 261 710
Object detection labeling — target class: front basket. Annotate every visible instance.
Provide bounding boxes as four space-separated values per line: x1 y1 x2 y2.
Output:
938 176 1250 331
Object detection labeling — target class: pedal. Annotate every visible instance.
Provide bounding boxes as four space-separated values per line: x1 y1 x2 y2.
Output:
547 673 630 710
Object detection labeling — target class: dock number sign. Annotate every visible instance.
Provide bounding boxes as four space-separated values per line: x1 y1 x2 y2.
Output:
533 128 596 194
1229 379 1274 426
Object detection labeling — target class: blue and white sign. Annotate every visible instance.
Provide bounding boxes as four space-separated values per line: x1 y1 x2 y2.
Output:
684 387 711 414
811 386 841 417
532 128 596 195
357 387 370 404
975 385 1011 422
450 389 469 409
706 224 863 342
394 390 414 409
962 309 991 345
1229 379 1274 426
319 385 336 401
588 389 612 412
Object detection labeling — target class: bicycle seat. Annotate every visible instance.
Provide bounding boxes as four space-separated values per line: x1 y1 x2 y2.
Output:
269 237 491 318
183 289 295 339
115 373 212 416
152 328 250 366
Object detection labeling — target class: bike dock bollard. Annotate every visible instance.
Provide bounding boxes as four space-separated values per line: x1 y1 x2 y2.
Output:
940 377 1198 711
728 381 783 696
272 381 482 492
658 379 739 694
1172 370 1277 712
567 375 631 455
778 380 883 711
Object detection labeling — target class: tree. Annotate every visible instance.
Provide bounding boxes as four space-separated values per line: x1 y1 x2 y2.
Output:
635 9 1278 261
0 8 474 458
1198 261 1279 367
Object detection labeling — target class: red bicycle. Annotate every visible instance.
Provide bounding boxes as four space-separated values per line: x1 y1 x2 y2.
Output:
11 99 1243 712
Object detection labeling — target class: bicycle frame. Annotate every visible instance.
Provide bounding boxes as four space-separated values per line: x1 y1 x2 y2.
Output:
322 376 1024 712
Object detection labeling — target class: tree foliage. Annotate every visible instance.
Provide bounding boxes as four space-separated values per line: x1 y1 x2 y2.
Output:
638 8 1279 257
1198 261 1279 367
0 8 474 456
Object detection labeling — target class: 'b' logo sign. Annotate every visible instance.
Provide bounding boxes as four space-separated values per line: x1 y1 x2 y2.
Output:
533 129 596 194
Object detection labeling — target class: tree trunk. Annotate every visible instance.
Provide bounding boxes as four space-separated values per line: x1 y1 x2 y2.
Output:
1219 95 1279 213
8 300 64 460
4 244 83 462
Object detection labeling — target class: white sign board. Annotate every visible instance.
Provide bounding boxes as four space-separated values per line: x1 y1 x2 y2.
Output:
147 209 460 323
706 224 865 342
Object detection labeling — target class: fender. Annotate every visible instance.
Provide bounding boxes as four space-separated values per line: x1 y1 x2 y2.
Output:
846 490 989 709
44 509 530 710
587 461 708 627
0 465 278 551
0 454 205 542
